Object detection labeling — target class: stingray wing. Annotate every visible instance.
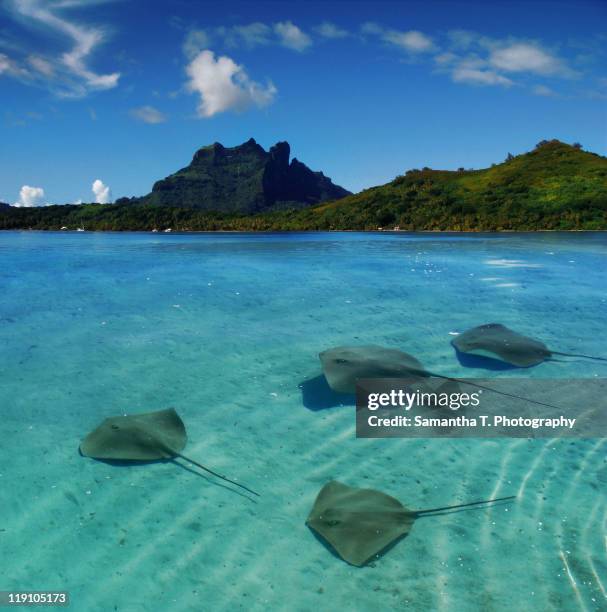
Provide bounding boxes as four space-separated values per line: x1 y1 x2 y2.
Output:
306 480 414 566
454 324 550 367
80 408 187 461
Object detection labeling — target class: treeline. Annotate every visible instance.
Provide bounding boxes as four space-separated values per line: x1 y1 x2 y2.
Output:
1 200 604 232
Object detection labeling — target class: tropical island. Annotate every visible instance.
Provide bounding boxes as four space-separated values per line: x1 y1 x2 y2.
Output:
1 138 606 231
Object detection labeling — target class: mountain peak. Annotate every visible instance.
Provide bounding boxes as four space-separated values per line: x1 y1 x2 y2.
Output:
141 139 350 213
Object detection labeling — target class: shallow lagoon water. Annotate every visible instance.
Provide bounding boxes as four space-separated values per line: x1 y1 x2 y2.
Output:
0 231 605 611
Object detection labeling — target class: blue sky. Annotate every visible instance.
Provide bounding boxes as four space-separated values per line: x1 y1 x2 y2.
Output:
1 0 606 206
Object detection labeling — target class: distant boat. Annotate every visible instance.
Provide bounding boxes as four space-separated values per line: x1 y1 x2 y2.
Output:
152 228 158 233
164 228 172 233
60 226 68 231
76 227 85 232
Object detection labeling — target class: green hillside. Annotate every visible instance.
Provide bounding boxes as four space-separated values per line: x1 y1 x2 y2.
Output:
2 140 606 231
279 139 607 231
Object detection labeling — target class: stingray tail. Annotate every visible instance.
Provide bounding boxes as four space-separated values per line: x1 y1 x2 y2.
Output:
417 368 563 411
415 494 516 516
175 452 260 497
551 351 607 362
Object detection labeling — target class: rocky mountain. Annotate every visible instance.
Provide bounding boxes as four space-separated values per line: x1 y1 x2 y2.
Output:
129 138 350 213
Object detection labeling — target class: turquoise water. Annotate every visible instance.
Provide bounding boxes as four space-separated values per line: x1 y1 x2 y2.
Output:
1 231 606 612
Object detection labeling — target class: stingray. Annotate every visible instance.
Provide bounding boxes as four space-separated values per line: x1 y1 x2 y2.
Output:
80 408 259 497
320 346 424 394
319 344 561 410
306 480 515 566
452 323 607 368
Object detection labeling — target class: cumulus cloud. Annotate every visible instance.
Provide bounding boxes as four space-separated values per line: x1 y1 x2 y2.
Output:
92 179 111 204
186 50 276 118
361 23 435 53
431 34 581 89
14 185 45 207
130 105 166 124
383 29 435 53
452 66 513 87
489 43 569 76
442 34 573 77
315 22 349 39
3 0 120 97
273 21 312 52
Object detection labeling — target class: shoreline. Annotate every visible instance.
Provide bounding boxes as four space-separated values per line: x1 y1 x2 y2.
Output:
1 228 606 234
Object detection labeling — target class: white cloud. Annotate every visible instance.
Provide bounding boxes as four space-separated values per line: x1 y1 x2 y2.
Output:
4 0 120 96
360 22 383 36
383 29 435 53
27 55 54 76
0 52 28 77
14 185 45 207
489 43 567 76
434 53 514 88
92 179 111 204
452 66 514 87
183 29 212 60
273 21 312 52
186 50 276 118
434 52 458 65
532 84 557 96
0 54 9 74
197 21 311 52
361 23 435 53
315 22 349 39
436 33 582 91
130 105 166 124
223 23 272 49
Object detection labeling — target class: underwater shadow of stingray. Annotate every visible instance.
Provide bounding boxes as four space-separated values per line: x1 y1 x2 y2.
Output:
299 374 355 411
452 345 518 371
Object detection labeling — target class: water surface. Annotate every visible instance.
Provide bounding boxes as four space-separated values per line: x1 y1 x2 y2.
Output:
1 231 605 611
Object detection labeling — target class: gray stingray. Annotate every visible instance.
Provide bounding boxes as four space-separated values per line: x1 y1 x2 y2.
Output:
453 323 607 367
306 480 515 566
320 346 424 394
319 344 560 409
80 408 259 496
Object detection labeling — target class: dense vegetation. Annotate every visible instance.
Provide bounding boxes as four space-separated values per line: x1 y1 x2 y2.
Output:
127 138 350 213
2 140 606 231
